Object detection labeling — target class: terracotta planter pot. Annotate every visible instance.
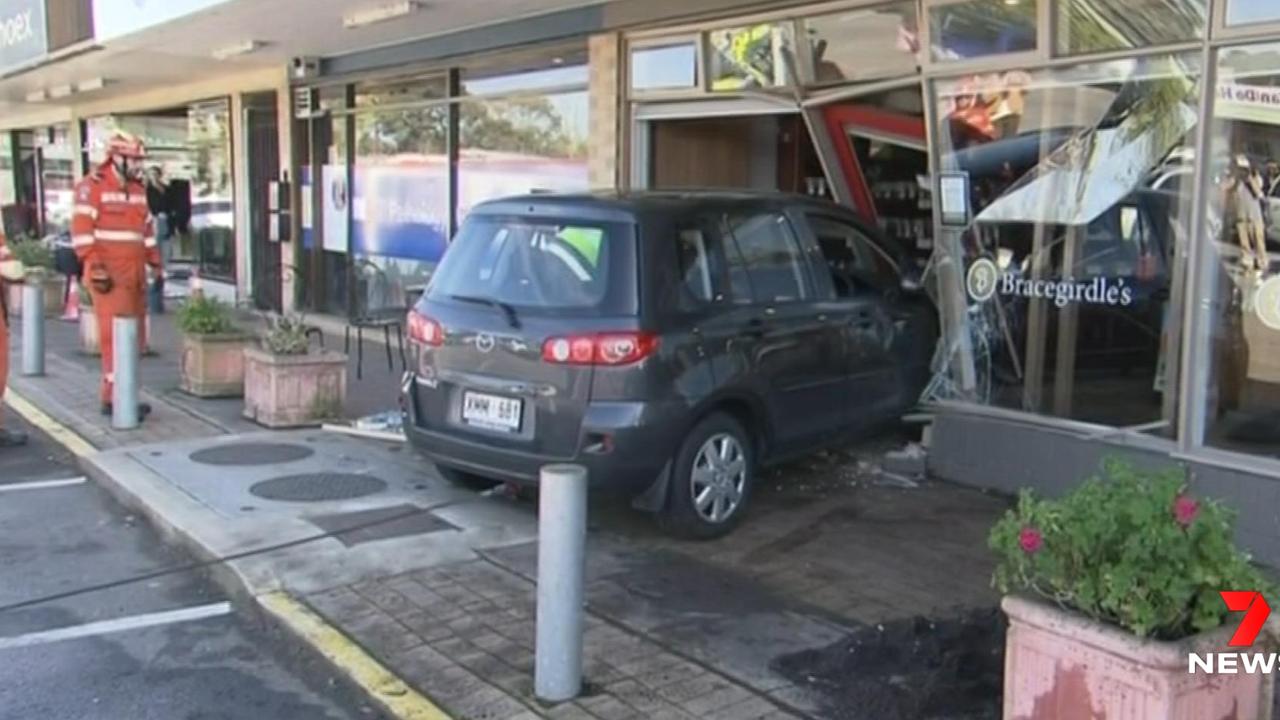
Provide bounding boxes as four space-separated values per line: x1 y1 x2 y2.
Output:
243 346 347 428
6 274 65 319
1003 595 1273 720
179 332 250 398
80 310 100 356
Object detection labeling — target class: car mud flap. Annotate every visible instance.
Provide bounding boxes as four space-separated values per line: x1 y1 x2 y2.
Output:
630 459 672 513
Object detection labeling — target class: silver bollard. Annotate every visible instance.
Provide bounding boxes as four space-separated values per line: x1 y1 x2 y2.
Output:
20 281 44 376
112 316 141 430
534 463 588 703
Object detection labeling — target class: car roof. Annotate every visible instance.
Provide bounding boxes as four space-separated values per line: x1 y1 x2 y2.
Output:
469 189 857 223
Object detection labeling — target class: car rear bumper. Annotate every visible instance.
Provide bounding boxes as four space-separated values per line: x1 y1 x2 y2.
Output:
403 380 679 495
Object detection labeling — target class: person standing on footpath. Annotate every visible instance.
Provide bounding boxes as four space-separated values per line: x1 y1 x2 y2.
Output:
71 131 161 419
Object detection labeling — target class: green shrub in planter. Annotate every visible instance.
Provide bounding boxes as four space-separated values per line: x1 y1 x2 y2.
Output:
262 314 312 355
9 237 54 274
990 458 1276 640
176 296 236 336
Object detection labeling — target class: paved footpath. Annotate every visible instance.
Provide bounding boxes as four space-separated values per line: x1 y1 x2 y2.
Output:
0 412 381 720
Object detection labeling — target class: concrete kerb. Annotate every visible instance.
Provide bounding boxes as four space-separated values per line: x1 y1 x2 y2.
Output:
2 388 455 720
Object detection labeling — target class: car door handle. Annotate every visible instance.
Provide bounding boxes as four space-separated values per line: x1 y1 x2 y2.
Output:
740 318 766 339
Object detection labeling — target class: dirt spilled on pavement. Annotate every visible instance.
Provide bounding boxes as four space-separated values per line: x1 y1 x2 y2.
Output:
772 607 1005 720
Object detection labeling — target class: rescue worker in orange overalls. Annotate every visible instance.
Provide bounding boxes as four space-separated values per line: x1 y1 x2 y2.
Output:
72 132 161 418
0 231 29 446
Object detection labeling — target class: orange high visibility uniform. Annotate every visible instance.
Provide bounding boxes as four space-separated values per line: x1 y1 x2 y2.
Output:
72 163 160 404
0 232 10 427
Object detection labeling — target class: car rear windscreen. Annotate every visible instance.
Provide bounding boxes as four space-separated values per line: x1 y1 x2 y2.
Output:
428 216 637 315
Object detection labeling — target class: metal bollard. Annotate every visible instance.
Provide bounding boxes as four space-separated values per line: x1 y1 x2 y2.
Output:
21 282 44 376
534 463 588 703
112 316 141 430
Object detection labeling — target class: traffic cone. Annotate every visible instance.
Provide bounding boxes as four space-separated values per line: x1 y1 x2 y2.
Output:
62 275 81 322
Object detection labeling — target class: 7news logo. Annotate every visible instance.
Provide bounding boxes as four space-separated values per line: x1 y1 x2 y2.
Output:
1188 591 1274 674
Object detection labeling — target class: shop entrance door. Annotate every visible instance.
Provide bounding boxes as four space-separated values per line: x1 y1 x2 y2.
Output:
245 93 281 312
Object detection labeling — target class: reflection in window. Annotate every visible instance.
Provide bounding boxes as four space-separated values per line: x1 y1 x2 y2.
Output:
355 76 447 108
458 91 589 219
1201 43 1280 458
1057 0 1204 54
38 125 75 237
708 23 792 91
727 213 811 302
932 54 1201 428
803 3 918 85
929 0 1037 61
1227 0 1280 26
353 98 450 307
631 43 699 91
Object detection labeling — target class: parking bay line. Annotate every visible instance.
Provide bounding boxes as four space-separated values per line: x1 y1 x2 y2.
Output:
0 477 87 493
0 602 233 652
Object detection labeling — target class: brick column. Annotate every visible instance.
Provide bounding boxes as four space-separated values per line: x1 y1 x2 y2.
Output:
587 33 622 191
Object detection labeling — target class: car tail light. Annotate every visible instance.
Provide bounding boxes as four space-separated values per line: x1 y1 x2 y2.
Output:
406 308 443 347
542 332 659 366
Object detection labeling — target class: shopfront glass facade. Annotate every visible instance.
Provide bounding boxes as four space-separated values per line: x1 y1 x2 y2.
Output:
621 0 1280 474
85 99 236 281
297 45 589 317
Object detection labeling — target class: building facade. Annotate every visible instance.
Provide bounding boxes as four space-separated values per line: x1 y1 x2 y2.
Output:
4 0 1280 557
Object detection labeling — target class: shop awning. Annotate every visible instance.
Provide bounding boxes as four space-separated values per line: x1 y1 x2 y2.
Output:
975 104 1197 227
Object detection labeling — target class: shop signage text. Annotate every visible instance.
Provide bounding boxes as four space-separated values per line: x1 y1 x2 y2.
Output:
967 258 1135 308
1188 591 1273 674
0 0 46 73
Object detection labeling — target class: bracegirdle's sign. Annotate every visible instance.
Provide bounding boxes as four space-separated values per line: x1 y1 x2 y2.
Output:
966 258 1136 308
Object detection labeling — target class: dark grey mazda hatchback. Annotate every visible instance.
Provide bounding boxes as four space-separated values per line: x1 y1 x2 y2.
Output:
403 191 936 538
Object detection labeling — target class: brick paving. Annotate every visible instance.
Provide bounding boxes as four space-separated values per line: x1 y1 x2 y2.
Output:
307 561 803 720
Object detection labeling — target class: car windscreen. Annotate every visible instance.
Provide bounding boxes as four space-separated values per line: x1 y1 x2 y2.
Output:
427 215 637 315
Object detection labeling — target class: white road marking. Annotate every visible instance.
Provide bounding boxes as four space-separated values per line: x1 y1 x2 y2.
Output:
0 602 233 651
0 477 87 493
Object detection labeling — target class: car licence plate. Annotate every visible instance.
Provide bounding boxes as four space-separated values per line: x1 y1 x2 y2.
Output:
462 391 523 432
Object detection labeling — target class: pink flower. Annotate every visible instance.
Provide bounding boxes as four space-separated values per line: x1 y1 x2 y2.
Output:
1174 495 1200 528
1018 527 1043 554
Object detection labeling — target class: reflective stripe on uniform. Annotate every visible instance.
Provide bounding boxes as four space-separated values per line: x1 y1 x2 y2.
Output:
144 236 157 248
74 204 99 219
72 234 95 247
94 229 144 242
100 192 147 206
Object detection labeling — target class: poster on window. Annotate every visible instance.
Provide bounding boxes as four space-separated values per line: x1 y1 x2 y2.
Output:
351 163 450 261
321 164 348 254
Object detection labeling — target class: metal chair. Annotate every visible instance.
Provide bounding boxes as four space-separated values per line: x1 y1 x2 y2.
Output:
345 259 407 380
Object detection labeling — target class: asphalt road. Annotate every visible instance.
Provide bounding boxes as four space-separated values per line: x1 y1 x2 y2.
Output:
0 412 376 720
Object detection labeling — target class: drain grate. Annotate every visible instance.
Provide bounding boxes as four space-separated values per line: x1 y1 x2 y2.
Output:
190 443 315 467
249 473 387 502
308 504 458 547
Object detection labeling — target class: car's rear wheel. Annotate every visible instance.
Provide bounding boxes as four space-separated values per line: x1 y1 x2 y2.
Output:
660 413 754 540
435 465 501 491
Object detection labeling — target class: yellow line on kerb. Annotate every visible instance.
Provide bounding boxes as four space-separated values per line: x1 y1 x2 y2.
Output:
258 592 453 720
4 389 97 457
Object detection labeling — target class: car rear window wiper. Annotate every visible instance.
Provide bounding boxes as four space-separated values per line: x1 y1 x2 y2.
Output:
449 294 521 329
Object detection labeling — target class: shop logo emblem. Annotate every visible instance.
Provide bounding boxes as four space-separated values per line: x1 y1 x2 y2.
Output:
966 258 999 303
1255 276 1280 331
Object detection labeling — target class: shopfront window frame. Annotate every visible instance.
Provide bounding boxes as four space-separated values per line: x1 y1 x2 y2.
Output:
1211 0 1280 40
627 35 706 98
919 0 1048 70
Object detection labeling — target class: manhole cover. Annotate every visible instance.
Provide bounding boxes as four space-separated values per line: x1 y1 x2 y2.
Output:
190 443 315 466
250 473 387 502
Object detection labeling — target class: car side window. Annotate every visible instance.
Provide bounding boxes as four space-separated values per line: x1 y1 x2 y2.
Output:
724 212 812 304
808 215 899 298
674 220 750 309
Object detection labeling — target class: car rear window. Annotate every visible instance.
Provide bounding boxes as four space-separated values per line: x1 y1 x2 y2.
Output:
428 215 637 315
